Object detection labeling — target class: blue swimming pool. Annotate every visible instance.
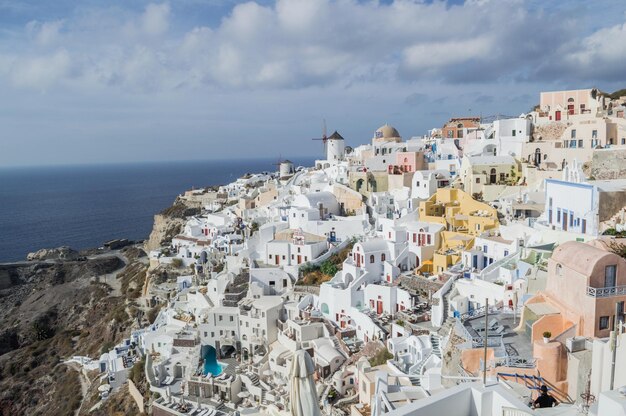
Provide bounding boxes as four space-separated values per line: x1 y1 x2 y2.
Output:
202 345 224 376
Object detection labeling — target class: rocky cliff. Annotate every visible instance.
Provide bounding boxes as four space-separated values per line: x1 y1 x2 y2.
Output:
144 198 201 252
0 247 148 416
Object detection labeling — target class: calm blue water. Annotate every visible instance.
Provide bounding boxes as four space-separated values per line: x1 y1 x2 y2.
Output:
0 158 314 262
202 345 223 376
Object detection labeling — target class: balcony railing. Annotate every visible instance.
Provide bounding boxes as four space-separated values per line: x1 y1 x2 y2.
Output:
491 356 536 369
587 285 626 298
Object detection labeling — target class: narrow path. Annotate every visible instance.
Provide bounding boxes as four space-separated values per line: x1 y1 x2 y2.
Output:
65 362 91 416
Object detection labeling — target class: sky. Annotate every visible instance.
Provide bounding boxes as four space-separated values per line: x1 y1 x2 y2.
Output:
0 0 625 167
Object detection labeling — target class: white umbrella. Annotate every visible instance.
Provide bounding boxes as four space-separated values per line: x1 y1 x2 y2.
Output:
238 391 250 398
289 350 320 416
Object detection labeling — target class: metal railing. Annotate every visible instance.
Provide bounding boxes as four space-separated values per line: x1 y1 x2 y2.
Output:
587 285 626 298
491 356 536 369
472 335 503 349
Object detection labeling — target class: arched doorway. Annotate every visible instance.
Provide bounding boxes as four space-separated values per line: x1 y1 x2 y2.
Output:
356 179 364 192
534 148 542 166
368 178 377 192
415 255 420 268
490 168 497 184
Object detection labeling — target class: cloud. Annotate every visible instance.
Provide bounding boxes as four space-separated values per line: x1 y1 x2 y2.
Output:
25 19 64 45
2 0 623 93
9 49 71 88
140 2 170 36
404 93 428 107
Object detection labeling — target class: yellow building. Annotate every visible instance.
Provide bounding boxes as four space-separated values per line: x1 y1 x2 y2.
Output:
254 182 279 208
332 184 365 214
348 170 389 198
418 188 499 273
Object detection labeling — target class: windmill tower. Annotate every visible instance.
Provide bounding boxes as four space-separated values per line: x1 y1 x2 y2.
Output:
273 155 294 179
312 119 345 162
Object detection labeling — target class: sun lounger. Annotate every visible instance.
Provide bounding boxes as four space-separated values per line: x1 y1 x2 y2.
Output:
488 319 498 329
494 325 505 334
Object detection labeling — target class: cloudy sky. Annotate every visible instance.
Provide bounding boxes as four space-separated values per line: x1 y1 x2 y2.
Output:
1 0 625 166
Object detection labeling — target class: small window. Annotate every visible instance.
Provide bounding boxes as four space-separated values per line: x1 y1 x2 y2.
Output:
592 130 598 139
599 316 610 330
512 130 516 137
381 253 386 262
476 178 480 184
571 129 576 139
370 255 375 263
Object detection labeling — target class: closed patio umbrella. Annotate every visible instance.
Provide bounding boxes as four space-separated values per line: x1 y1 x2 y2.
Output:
289 349 320 416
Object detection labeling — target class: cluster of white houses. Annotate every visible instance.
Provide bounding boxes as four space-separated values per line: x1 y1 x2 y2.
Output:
77 88 626 416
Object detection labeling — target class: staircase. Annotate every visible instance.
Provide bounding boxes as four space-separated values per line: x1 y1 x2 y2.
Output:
407 374 422 386
430 333 441 359
247 372 260 386
331 336 350 359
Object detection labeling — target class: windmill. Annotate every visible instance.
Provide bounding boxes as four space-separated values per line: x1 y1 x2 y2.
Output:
272 153 283 171
311 119 328 156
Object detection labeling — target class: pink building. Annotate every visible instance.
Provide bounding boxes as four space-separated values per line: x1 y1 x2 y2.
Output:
539 88 604 120
521 240 626 393
387 151 425 174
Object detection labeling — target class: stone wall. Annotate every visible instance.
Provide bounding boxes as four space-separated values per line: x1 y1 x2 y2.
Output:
128 379 145 414
589 149 626 180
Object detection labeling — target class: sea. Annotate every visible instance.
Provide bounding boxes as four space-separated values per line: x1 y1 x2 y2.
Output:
0 158 314 262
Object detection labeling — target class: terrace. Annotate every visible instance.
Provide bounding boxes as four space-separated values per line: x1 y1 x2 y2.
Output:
461 311 534 371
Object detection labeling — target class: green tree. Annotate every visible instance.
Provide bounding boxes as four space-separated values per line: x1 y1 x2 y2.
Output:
320 261 338 277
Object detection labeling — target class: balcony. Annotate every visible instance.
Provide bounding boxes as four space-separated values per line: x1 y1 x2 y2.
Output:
587 285 626 298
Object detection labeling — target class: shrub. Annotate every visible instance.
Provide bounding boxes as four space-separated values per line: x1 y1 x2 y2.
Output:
31 311 57 341
542 331 551 338
320 261 338 277
171 258 183 268
369 348 393 367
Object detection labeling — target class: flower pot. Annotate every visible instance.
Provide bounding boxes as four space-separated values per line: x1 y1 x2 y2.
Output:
543 337 550 344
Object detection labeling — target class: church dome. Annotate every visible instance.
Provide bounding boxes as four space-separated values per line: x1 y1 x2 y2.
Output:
375 124 400 139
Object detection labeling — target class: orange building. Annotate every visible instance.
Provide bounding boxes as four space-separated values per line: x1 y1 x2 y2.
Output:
441 117 480 139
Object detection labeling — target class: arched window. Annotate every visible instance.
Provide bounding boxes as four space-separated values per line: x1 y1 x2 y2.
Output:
404 157 408 163
370 255 375 263
556 264 563 277
381 253 386 262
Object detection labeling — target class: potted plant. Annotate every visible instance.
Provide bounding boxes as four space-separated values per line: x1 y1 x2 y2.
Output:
542 331 551 343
